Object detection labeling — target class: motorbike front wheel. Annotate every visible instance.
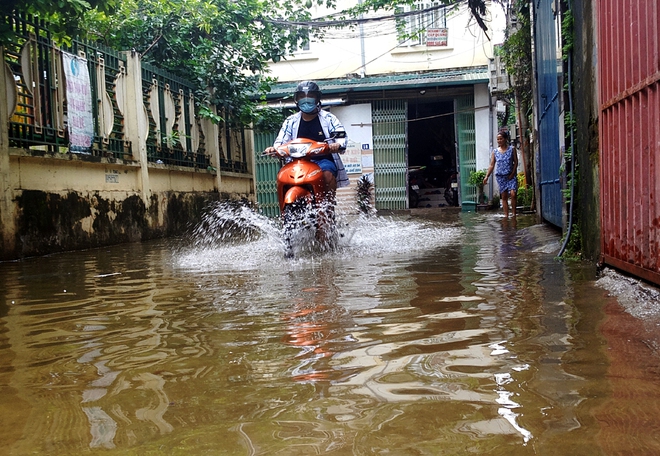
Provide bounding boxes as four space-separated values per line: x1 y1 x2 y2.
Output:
281 201 311 258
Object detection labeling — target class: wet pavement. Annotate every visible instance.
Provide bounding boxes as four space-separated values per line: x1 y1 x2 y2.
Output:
1 208 659 455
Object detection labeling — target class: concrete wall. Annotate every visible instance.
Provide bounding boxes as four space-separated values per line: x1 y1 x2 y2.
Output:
0 49 253 260
474 83 495 172
571 0 600 260
329 104 374 213
0 147 254 260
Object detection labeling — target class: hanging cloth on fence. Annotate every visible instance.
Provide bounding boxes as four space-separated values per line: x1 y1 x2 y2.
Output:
62 51 94 153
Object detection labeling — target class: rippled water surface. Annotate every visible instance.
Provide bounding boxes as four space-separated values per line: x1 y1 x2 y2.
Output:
1 208 659 455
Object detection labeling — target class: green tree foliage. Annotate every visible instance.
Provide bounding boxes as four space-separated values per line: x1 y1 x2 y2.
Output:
79 0 497 124
81 0 329 124
498 0 533 198
0 0 116 44
3 0 498 125
499 0 532 110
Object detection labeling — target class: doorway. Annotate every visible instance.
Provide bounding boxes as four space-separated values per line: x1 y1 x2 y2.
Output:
407 100 457 208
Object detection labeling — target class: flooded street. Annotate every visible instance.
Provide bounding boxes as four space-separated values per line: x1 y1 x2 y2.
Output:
1 208 660 455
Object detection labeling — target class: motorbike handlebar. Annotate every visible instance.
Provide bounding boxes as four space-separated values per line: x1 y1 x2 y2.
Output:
263 138 343 159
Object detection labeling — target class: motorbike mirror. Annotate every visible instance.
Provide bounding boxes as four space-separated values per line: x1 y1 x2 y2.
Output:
329 131 346 139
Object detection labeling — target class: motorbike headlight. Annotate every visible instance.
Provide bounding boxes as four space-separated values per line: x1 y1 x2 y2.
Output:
288 144 311 158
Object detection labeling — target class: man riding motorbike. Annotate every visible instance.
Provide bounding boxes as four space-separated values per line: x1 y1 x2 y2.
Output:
264 81 349 195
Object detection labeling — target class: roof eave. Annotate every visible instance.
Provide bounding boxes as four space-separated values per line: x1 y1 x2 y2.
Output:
260 67 490 100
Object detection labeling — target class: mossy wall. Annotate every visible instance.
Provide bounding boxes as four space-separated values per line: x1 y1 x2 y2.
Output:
9 190 220 259
571 0 601 261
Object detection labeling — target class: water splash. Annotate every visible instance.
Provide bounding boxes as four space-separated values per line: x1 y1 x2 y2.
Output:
176 201 463 271
191 201 283 248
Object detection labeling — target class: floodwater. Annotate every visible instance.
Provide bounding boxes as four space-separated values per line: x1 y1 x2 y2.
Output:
1 205 660 455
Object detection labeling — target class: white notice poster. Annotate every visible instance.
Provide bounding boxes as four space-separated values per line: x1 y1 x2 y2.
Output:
62 51 94 153
427 28 448 47
342 140 363 174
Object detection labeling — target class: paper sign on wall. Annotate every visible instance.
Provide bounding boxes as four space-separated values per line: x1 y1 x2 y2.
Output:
343 140 363 174
62 51 94 154
427 28 448 47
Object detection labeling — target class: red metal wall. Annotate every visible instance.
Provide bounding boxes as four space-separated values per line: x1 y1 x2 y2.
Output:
598 0 660 285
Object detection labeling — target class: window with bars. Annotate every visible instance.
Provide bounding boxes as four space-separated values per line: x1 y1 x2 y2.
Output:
396 1 448 46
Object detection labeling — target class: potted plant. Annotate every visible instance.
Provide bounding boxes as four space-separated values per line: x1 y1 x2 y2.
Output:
356 174 374 214
468 169 488 204
516 173 534 211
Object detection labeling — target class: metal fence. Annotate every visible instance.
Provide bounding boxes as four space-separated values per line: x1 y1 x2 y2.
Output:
220 124 249 173
3 13 131 158
142 61 207 168
2 12 251 174
4 13 68 152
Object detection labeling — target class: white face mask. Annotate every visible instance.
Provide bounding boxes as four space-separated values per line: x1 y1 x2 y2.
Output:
297 97 318 114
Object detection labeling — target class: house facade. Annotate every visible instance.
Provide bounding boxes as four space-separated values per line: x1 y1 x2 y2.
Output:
254 1 506 214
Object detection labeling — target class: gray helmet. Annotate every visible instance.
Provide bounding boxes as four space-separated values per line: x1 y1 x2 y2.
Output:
294 80 322 103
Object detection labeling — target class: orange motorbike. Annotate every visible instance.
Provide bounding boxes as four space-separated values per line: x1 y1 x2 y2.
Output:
265 132 346 258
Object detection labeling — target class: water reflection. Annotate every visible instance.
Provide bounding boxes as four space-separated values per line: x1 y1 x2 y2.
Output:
0 210 657 454
281 262 357 383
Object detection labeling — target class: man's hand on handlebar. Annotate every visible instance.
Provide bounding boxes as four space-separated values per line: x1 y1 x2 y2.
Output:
328 142 342 152
263 146 277 156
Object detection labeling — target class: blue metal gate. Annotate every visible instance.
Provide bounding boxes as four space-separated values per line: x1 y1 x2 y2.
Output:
534 0 563 227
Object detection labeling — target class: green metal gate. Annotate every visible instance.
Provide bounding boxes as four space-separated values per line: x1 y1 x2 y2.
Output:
456 96 476 205
372 100 408 210
253 131 279 217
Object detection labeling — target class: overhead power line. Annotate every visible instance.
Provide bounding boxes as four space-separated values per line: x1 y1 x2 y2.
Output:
263 3 452 28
